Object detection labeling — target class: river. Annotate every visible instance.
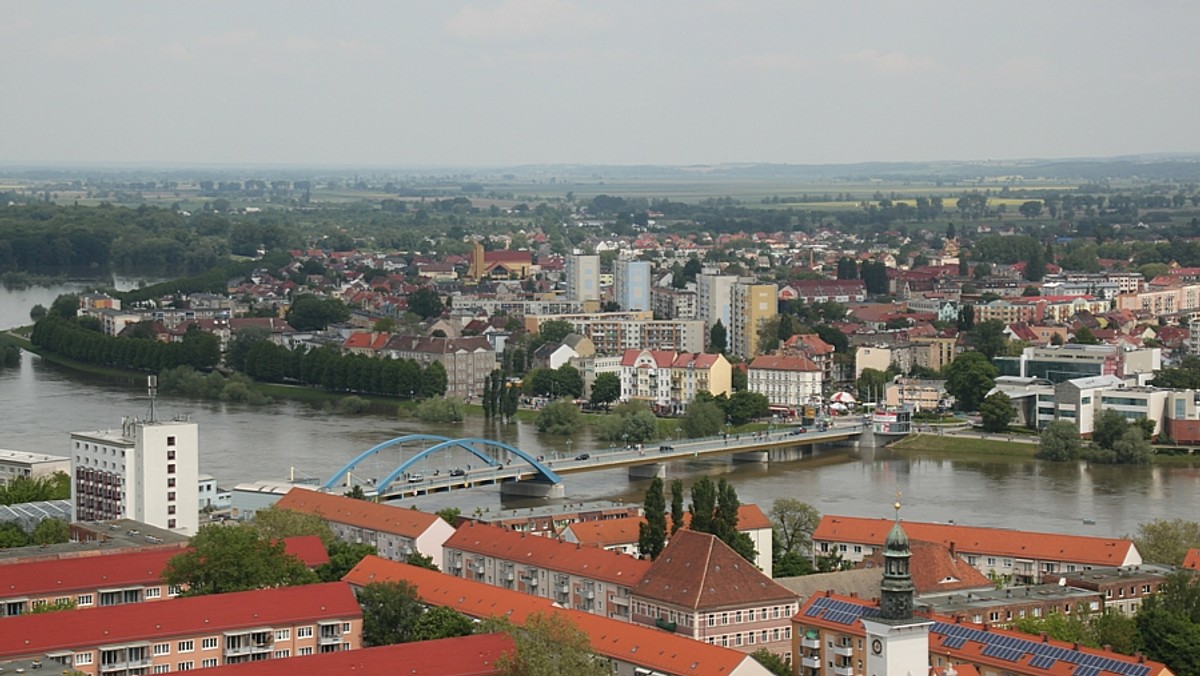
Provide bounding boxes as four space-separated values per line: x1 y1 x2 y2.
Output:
2 283 1199 539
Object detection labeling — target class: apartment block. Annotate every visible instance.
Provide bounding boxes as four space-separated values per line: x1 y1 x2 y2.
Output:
525 312 705 354
619 349 732 413
748 354 823 411
730 281 777 359
0 449 69 487
650 286 697 320
613 259 652 311
0 582 361 675
205 634 513 676
442 521 650 620
567 254 601 302
696 274 737 336
274 489 454 564
381 335 497 399
70 417 199 535
1043 564 1172 616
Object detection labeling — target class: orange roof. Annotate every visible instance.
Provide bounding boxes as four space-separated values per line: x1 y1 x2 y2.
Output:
342 330 391 350
343 557 753 675
445 522 649 586
860 540 993 593
275 489 443 539
1183 548 1200 571
814 516 1140 567
633 530 797 610
568 505 771 549
0 582 360 660
0 536 327 599
207 634 512 675
669 352 723 369
749 354 822 372
620 348 677 368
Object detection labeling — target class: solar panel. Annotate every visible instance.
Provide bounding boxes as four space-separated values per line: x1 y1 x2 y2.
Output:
1030 655 1057 669
1074 666 1100 676
942 636 966 650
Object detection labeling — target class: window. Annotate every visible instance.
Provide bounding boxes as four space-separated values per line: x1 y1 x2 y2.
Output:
721 612 729 626
168 519 177 529
77 593 94 606
201 659 218 668
168 505 176 515
154 643 171 656
343 623 352 634
168 585 182 597
153 666 170 674
178 640 194 653
177 662 193 671
275 629 291 641
145 587 161 599
168 450 176 460
168 464 176 475
201 638 217 650
168 478 176 488
167 436 176 446
298 647 314 656
273 650 291 659
168 491 176 501
297 626 314 639
75 653 93 666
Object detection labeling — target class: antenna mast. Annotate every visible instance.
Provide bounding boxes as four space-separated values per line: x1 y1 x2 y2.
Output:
147 375 158 423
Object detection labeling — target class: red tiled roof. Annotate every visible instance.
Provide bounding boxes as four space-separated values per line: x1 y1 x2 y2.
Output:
859 540 993 593
275 489 445 539
669 352 723 369
633 530 796 610
749 354 821 372
445 522 649 586
0 536 327 599
484 250 533 265
813 516 1140 567
620 348 677 368
1183 548 1200 571
342 331 392 351
208 634 511 675
343 557 753 675
0 582 360 660
565 505 771 549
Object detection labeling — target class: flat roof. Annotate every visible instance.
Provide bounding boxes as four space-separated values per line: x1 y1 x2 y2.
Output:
0 449 69 464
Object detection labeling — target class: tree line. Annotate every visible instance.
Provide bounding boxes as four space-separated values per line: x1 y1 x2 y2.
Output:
31 315 221 372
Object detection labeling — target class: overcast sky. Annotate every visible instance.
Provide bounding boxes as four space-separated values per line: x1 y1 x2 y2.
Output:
3 1 1198 167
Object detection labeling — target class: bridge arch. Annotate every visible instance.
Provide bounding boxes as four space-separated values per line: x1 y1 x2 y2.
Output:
376 437 562 494
322 434 495 490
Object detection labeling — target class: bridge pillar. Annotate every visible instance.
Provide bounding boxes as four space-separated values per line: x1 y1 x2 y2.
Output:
628 463 666 480
732 450 770 463
499 479 565 499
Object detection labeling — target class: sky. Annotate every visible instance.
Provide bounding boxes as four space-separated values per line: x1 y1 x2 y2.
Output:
2 1 1199 168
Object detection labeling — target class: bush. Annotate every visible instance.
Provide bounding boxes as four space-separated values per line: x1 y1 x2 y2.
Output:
337 396 371 415
414 397 465 423
594 401 659 443
535 399 583 435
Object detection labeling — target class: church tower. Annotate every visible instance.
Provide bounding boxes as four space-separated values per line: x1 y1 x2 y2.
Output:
860 500 931 676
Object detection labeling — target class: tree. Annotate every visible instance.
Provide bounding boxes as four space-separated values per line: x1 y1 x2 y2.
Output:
769 498 821 557
956 305 975 331
318 541 378 582
638 477 668 560
856 368 889 403
553 364 584 399
250 504 335 547
670 479 685 536
437 508 462 526
286 294 350 331
708 320 728 354
29 303 47 322
589 372 620 409
538 319 574 345
1091 409 1129 451
162 525 317 596
358 580 425 646
680 400 724 438
31 518 69 545
1038 421 1081 461
689 477 717 534
979 392 1015 433
412 606 475 641
482 613 608 676
1112 427 1153 465
774 550 815 577
535 400 582 435
49 293 78 319
0 521 29 548
421 361 448 398
1071 326 1099 345
1136 572 1200 673
945 351 997 412
1019 200 1044 220
724 390 769 425
751 649 792 676
969 320 1007 360
405 551 439 571
731 366 748 392
407 288 445 319
1133 519 1200 566
595 401 658 443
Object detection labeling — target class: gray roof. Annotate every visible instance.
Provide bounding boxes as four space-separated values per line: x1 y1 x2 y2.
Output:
775 568 882 604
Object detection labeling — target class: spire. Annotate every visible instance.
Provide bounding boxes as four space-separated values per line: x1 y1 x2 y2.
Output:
880 493 915 621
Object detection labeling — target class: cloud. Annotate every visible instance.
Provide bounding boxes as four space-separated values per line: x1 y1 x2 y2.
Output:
42 34 121 59
729 52 814 73
446 0 610 41
849 49 935 75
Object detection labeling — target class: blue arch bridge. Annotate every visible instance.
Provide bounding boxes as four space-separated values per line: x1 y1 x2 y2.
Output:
322 424 877 501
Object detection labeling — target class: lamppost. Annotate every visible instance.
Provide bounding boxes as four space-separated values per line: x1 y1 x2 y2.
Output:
675 426 681 441
622 433 629 450
565 438 572 460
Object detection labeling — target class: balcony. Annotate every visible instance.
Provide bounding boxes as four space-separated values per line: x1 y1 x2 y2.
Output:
833 665 855 676
801 637 820 649
831 644 853 657
801 656 821 670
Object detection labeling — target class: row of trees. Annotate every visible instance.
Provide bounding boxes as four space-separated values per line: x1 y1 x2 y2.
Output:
31 315 221 373
0 472 69 506
638 476 757 563
0 518 69 548
482 370 519 421
1037 412 1154 465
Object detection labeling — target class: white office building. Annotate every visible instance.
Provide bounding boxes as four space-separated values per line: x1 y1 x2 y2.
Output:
70 417 199 535
566 254 601 302
0 449 69 487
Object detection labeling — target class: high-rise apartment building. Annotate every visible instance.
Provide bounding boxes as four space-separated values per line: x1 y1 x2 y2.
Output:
730 281 777 359
566 254 601 302
696 274 737 339
613 260 652 311
70 417 199 535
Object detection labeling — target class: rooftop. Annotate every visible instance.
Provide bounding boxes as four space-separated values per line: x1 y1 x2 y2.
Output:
633 530 797 610
0 449 68 464
275 488 444 539
205 634 512 676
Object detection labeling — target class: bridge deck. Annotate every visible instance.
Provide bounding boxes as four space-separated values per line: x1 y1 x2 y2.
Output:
375 425 863 500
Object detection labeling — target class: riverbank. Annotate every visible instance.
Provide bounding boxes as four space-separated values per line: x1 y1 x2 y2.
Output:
891 433 1036 457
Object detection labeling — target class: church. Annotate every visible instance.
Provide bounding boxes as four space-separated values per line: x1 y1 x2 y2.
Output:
792 504 1173 676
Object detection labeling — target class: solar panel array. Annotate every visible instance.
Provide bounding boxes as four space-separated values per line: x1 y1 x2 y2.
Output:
801 597 1151 676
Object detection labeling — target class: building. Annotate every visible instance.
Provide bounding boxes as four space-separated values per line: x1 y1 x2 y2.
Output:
748 354 823 412
909 334 958 373
916 583 1104 629
813 515 1142 584
577 354 623 400
567 253 601 302
274 489 455 564
467 500 642 537
994 343 1161 385
613 259 652 311
730 281 777 359
381 335 497 399
697 273 737 336
975 296 1111 325
345 556 777 676
1043 564 1173 616
0 582 362 675
70 417 199 535
442 520 650 619
651 286 698 320
524 312 706 355
0 536 328 617
793 511 1171 676
229 480 318 520
885 378 950 412
205 634 513 676
631 530 799 660
0 449 69 487
468 242 533 281
781 280 867 304
619 349 732 413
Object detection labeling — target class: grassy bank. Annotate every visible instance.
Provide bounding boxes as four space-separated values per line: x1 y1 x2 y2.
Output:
891 433 1037 458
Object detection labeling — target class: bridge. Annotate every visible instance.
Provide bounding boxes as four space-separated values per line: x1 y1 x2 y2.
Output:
325 423 872 501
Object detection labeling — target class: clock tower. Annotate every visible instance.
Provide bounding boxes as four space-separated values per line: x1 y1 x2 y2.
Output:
859 501 932 676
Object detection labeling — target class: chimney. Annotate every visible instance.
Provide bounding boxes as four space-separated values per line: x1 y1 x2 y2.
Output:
1103 645 1112 652
1040 632 1048 643
982 623 990 632
949 541 957 558
849 592 857 598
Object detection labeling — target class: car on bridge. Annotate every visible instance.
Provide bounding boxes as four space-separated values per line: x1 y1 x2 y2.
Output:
659 444 674 452
407 472 424 483
449 468 466 477
575 453 591 461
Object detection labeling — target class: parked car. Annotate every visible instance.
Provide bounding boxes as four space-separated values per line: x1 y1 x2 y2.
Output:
659 444 674 452
575 453 591 461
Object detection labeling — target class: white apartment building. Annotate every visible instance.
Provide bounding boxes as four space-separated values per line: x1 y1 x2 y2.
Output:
0 449 69 487
747 355 823 411
696 274 737 336
566 254 601 302
70 417 199 535
613 259 652 311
